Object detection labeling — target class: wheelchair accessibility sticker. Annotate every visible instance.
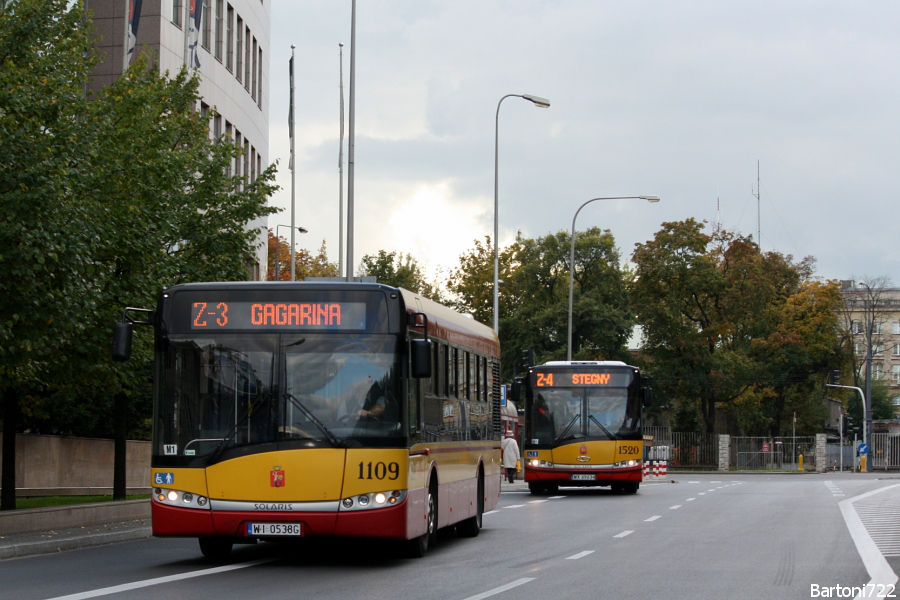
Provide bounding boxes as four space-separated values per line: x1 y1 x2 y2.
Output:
154 472 174 485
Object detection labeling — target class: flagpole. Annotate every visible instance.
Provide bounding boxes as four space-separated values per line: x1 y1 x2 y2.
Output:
338 42 345 279
122 0 130 71
346 0 356 279
183 0 190 67
290 44 296 281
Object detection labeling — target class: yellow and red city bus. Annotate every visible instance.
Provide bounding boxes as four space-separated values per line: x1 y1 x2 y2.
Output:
514 361 652 495
113 281 502 558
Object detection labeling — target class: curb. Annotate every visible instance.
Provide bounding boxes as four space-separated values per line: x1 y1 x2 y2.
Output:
0 525 152 560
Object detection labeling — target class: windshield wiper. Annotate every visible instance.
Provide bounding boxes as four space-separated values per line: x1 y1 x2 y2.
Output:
555 414 581 443
284 393 346 448
589 414 614 439
206 390 274 465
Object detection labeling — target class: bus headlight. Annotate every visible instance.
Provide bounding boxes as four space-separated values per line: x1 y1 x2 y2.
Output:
529 460 553 468
613 460 640 468
153 488 211 510
340 490 407 511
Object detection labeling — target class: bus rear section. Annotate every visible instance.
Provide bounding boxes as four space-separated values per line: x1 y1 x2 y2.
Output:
517 361 652 495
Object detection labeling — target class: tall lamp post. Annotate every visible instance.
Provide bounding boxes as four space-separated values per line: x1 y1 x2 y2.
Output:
274 224 308 281
858 280 876 471
567 196 659 361
493 93 550 334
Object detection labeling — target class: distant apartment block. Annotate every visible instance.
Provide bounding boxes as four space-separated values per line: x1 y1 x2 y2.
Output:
841 280 900 413
86 0 271 279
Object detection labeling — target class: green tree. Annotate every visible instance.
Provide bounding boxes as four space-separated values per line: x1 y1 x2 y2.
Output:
358 250 441 300
630 219 841 434
0 0 279 508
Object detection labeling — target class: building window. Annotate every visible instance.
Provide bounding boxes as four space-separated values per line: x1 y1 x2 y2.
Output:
234 130 242 188
855 342 865 356
852 320 864 335
873 364 883 379
243 140 250 185
893 365 900 384
201 0 211 50
236 17 243 82
226 5 234 71
244 26 251 90
893 343 900 357
874 344 884 356
250 146 256 182
251 37 257 101
893 395 900 407
257 47 263 108
173 0 183 27
256 153 261 183
224 122 233 177
874 322 884 335
213 114 221 140
894 322 900 335
214 0 223 61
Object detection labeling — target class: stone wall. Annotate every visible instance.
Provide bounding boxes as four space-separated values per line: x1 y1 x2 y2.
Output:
0 434 150 495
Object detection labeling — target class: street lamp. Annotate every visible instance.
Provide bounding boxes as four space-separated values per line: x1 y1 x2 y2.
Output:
493 93 550 334
857 280 875 471
274 224 308 281
567 196 660 361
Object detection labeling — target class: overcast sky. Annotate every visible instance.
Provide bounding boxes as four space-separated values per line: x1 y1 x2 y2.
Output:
265 2 899 285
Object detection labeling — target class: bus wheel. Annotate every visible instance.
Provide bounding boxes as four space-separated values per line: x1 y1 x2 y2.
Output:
624 482 639 494
406 478 438 558
198 537 233 560
528 482 545 495
457 473 483 538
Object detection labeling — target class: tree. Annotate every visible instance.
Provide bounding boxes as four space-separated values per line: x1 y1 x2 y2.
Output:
0 0 99 510
358 250 442 300
267 231 337 280
630 219 842 434
0 0 280 508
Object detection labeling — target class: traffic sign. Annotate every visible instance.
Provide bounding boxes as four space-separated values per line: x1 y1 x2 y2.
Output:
858 443 869 455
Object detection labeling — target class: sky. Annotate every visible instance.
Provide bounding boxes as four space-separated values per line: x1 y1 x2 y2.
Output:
265 2 900 286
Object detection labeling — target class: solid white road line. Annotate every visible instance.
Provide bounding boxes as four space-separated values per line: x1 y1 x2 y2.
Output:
839 484 900 600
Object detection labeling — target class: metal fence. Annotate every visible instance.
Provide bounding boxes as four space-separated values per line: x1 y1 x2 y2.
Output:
730 436 816 470
870 433 900 470
668 432 719 469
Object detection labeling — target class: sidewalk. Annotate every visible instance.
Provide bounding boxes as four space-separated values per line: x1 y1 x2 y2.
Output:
0 518 152 560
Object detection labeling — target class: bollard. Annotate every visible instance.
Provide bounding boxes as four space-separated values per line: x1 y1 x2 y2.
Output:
798 454 804 471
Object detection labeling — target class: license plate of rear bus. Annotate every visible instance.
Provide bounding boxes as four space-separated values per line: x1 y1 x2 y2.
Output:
248 523 302 536
571 474 596 481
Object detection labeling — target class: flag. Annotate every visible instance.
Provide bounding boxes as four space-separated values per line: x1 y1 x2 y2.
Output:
126 0 143 65
288 55 294 170
188 0 203 69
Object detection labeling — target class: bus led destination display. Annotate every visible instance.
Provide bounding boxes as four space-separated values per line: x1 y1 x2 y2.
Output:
191 301 367 330
534 369 633 388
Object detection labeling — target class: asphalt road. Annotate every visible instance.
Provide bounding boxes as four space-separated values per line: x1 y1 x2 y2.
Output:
3 473 900 600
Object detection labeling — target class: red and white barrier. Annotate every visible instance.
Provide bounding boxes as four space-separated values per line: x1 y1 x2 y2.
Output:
642 460 668 481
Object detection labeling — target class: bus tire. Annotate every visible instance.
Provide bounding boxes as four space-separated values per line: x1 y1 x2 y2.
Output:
528 482 545 495
624 482 639 494
457 472 484 538
406 476 438 558
198 537 233 560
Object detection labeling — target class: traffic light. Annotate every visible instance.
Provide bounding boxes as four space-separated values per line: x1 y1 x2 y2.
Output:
829 369 841 385
522 348 535 368
843 414 855 435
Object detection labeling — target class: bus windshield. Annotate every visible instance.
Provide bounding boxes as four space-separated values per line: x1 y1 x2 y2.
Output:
157 334 402 461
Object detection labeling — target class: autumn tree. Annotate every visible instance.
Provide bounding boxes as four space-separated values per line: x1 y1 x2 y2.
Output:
267 231 337 280
630 219 842 435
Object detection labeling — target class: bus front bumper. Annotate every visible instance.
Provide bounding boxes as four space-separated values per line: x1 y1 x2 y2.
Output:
524 465 643 486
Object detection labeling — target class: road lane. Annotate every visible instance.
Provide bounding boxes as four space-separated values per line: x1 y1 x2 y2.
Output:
3 474 898 600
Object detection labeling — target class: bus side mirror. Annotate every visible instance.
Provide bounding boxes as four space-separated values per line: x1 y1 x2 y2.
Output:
642 387 653 408
410 339 432 378
511 379 521 403
112 322 133 362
